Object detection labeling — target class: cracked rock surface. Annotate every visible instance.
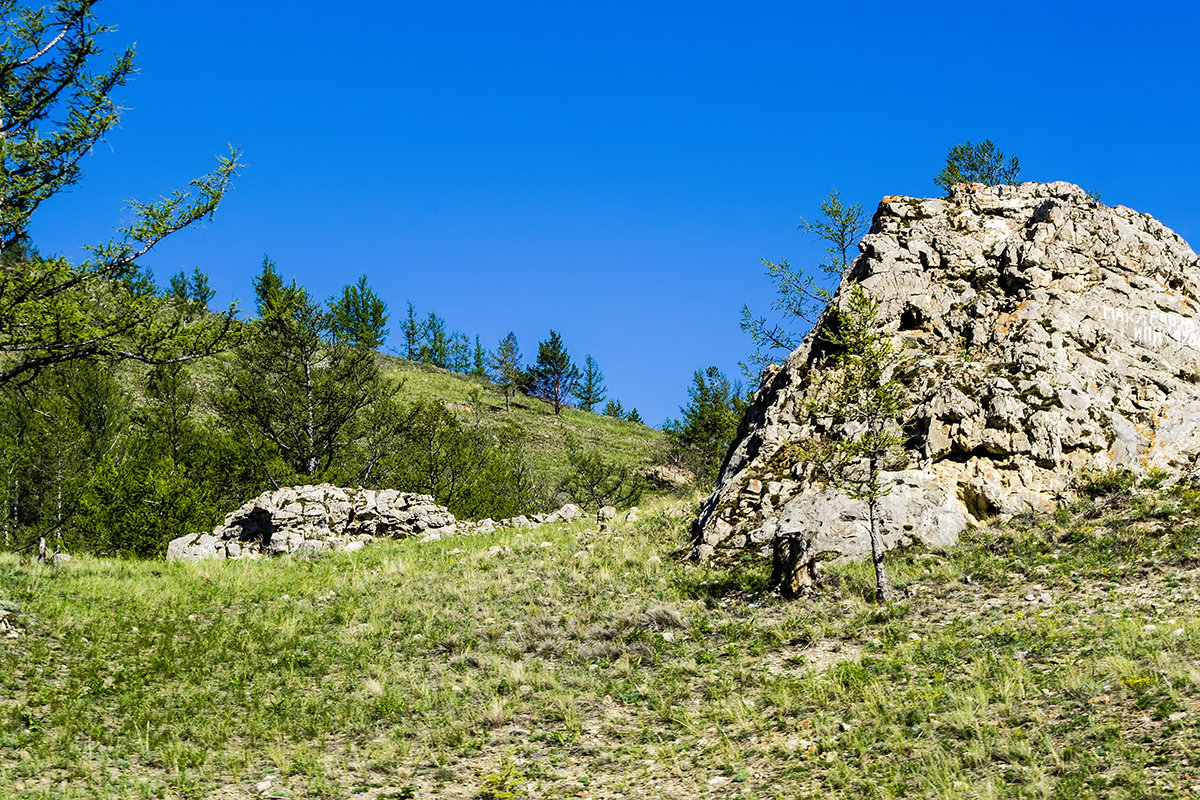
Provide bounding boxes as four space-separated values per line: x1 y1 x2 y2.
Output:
167 485 457 561
693 182 1200 564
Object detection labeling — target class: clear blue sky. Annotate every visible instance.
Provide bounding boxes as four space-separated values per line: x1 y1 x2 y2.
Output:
28 0 1200 426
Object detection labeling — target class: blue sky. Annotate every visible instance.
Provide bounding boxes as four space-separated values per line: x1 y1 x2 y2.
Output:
28 0 1200 426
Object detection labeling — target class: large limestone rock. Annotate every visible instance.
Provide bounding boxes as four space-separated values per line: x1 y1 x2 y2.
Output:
167 485 457 561
693 182 1200 564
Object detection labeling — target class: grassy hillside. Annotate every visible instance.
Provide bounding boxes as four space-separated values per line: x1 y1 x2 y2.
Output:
2 483 1198 798
377 356 671 489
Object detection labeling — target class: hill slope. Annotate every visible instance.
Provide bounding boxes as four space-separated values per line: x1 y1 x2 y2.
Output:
378 355 671 490
2 482 1197 798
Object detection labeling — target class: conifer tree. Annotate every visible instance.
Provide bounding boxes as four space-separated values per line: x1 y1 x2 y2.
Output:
215 259 396 483
771 284 908 603
490 332 523 411
402 303 421 360
329 276 388 349
603 399 625 418
470 336 489 379
573 354 607 412
530 330 580 415
740 189 866 378
666 367 747 481
419 313 449 368
934 139 1020 193
449 332 471 373
0 1 240 387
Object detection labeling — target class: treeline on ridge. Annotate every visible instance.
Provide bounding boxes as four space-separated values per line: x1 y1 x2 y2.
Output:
0 254 678 559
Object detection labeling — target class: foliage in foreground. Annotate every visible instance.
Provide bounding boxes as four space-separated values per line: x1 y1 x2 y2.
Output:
0 0 240 388
2 483 1199 798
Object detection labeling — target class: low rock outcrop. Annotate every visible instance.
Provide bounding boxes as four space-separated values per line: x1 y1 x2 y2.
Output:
167 485 457 561
693 182 1200 564
166 485 595 561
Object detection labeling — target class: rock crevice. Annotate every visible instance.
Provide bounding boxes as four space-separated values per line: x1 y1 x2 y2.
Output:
693 182 1200 564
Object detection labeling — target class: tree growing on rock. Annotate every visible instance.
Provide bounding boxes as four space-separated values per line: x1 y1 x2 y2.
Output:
934 139 1020 193
770 284 909 603
529 330 579 415
741 189 866 377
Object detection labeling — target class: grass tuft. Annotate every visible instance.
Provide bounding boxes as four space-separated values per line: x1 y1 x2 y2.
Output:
2 487 1199 797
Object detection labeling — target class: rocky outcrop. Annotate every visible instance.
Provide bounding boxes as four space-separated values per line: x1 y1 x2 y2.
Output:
693 182 1200 564
166 485 594 561
167 485 457 561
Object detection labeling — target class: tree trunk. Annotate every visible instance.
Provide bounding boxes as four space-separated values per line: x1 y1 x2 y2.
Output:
769 532 819 600
867 493 895 603
304 360 317 476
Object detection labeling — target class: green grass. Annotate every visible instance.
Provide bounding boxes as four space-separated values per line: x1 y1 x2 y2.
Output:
379 355 669 485
2 486 1199 798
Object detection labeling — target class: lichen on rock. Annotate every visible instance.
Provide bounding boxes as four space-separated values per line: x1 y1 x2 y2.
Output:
693 182 1200 565
166 485 457 561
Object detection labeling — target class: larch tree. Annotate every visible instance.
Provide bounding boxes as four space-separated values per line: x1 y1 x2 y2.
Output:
402 303 421 360
740 189 866 378
329 276 388 349
573 354 606 412
470 335 488 379
0 0 241 388
770 284 909 603
489 332 522 411
214 259 398 484
665 366 746 482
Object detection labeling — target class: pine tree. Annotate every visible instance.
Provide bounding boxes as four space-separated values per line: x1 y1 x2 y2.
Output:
934 139 1020 194
490 332 523 412
573 354 607 412
529 330 580 416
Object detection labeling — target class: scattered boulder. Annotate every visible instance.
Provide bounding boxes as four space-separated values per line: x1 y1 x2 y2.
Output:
694 182 1200 565
0 600 22 640
645 465 693 487
544 504 583 524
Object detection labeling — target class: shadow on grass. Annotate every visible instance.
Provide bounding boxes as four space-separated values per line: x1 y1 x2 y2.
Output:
672 561 772 600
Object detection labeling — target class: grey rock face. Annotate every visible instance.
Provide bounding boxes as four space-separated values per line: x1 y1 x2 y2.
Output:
693 182 1200 564
167 485 457 561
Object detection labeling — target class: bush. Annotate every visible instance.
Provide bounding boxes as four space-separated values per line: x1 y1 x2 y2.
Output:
559 439 645 510
1079 467 1137 498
